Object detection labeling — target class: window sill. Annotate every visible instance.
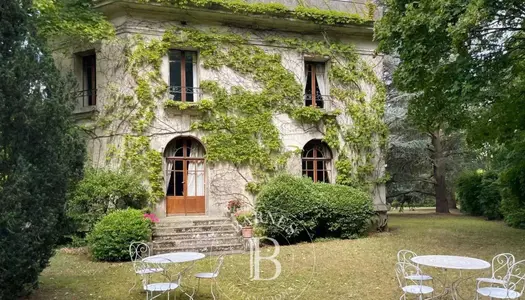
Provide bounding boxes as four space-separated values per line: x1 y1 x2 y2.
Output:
164 100 201 111
73 105 98 118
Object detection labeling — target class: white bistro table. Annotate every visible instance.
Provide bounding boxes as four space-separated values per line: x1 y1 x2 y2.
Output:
143 252 205 299
412 255 490 300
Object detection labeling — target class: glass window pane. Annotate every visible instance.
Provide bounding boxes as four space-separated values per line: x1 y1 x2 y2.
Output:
306 161 313 170
317 160 325 170
169 50 182 101
307 171 314 181
166 172 175 196
175 171 184 196
185 52 195 102
175 160 183 170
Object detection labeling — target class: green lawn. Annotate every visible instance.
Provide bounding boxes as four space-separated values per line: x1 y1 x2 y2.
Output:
30 213 525 300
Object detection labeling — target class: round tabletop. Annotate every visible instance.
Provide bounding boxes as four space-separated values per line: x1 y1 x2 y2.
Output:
412 255 490 270
143 252 206 264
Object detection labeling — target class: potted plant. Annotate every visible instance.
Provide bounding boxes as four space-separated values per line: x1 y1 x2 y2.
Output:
227 199 242 214
235 211 255 238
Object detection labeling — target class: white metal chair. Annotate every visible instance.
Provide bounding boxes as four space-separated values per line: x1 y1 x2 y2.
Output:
476 260 525 299
195 255 225 300
129 242 163 293
137 258 182 300
397 250 433 282
395 262 434 300
476 253 515 286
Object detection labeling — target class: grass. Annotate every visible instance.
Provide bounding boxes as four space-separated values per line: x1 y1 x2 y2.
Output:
30 213 525 300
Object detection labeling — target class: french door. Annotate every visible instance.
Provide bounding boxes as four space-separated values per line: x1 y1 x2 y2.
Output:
165 138 205 215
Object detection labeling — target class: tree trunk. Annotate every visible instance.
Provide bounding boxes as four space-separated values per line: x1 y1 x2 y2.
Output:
431 129 450 213
447 187 457 209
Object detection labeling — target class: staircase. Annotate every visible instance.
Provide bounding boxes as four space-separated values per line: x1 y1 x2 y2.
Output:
151 216 246 255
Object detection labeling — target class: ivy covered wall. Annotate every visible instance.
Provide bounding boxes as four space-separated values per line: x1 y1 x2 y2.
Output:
62 13 387 217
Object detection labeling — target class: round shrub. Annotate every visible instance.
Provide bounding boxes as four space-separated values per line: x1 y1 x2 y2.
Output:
87 209 152 261
67 168 150 236
316 183 374 239
255 174 374 243
255 175 322 242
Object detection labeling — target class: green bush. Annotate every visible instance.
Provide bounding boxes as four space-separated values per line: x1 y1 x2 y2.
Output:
479 172 503 220
316 183 375 238
87 209 152 261
255 175 322 242
456 171 484 216
456 170 502 220
67 169 149 237
255 174 374 243
500 162 525 228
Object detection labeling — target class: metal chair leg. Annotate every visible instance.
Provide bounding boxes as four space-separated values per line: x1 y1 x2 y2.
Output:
211 279 217 300
129 279 138 294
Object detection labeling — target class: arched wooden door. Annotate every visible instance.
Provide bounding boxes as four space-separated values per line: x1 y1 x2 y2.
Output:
165 137 206 215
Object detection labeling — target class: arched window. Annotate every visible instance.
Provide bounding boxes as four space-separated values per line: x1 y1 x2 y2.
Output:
302 140 332 183
164 137 206 214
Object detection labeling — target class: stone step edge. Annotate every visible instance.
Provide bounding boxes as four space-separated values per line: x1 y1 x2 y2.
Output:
152 236 243 243
153 230 238 237
154 224 237 230
153 243 245 251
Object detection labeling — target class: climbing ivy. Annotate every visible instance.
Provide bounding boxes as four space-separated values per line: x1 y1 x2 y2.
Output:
135 0 376 26
95 24 386 202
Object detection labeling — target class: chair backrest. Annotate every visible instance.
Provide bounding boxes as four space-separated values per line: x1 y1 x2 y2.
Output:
491 253 515 281
129 242 151 272
507 260 525 296
214 255 225 276
397 250 418 264
395 262 424 288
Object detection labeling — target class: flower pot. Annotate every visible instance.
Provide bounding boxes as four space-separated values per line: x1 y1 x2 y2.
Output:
241 226 253 238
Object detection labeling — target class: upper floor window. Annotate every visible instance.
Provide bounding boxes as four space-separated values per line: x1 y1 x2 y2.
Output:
302 140 332 183
80 53 96 107
304 61 327 108
169 50 198 102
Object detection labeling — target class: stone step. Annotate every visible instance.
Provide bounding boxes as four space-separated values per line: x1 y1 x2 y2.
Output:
156 217 232 227
152 243 245 254
154 224 236 234
152 236 244 248
153 230 239 240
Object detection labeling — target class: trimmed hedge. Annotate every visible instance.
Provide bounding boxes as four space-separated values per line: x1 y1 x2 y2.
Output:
456 170 502 220
87 209 152 261
255 174 374 243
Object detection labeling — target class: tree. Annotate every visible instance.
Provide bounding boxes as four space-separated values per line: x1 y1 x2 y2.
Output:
0 0 85 296
384 56 478 211
375 0 522 213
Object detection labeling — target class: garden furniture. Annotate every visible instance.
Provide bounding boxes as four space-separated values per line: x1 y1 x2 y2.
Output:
395 262 434 300
398 250 433 282
143 252 206 300
411 255 490 300
476 259 525 299
476 253 515 286
194 255 225 300
137 258 182 300
129 242 164 293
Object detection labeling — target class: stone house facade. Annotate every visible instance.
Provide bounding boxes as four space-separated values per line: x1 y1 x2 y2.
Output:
55 0 388 223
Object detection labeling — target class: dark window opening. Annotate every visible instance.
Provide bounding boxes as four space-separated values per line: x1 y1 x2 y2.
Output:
169 50 198 102
304 62 325 108
82 54 96 106
302 140 332 183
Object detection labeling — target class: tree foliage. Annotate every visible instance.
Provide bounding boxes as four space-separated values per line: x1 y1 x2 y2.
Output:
0 0 85 297
376 0 525 215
